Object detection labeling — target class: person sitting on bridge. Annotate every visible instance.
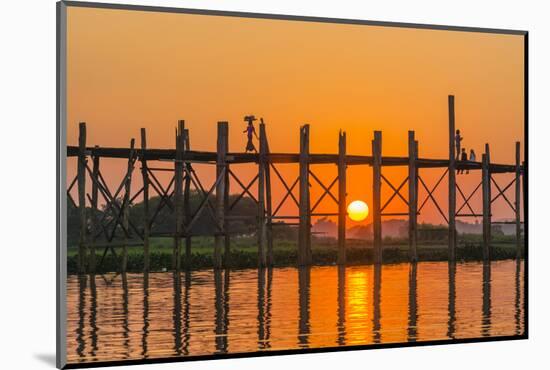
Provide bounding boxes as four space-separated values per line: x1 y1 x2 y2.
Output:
455 129 463 160
458 148 468 174
243 115 259 153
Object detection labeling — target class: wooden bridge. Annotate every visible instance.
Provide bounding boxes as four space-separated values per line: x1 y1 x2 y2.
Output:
67 95 525 273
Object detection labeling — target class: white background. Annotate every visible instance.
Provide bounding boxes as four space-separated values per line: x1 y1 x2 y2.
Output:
0 0 547 369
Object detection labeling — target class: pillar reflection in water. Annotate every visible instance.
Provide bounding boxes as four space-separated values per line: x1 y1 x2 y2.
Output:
173 271 182 355
298 266 311 348
122 273 130 359
182 270 192 355
257 267 273 349
170 270 192 356
482 261 492 337
447 261 456 339
372 264 382 344
514 260 521 335
141 272 149 358
337 265 346 346
89 274 98 358
214 269 230 353
76 274 87 358
407 263 418 342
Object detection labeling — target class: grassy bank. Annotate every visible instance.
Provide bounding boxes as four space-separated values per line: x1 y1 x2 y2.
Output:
67 235 524 274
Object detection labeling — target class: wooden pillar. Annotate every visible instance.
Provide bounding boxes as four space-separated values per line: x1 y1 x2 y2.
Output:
515 142 521 259
89 148 100 273
122 138 135 273
183 129 192 268
173 120 185 271
372 131 382 264
261 122 274 266
224 157 231 266
215 122 228 269
337 130 347 265
482 144 491 260
448 95 457 262
258 123 268 267
140 128 150 272
77 122 87 274
298 125 312 266
408 131 418 262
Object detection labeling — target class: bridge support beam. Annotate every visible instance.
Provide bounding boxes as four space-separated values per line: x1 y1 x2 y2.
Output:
448 95 457 262
262 123 274 266
173 120 185 271
77 122 87 274
372 131 382 264
482 144 491 260
408 131 418 262
140 129 150 272
515 141 522 259
89 147 100 273
215 122 228 269
298 124 312 266
122 138 135 273
184 129 192 268
337 131 347 265
258 122 267 267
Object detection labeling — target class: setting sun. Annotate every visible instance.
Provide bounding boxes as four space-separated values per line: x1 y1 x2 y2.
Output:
347 200 369 221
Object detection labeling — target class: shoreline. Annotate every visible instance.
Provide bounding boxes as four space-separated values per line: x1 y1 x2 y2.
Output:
67 243 524 275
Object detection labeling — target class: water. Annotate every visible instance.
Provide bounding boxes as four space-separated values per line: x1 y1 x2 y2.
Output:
66 260 525 364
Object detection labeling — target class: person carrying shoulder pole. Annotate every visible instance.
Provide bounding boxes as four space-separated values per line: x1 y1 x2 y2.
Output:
243 115 259 153
455 129 463 160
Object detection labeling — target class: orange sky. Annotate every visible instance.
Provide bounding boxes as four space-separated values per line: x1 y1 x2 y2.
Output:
66 6 524 226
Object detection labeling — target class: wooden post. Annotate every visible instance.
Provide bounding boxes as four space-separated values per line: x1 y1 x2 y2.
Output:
89 148 100 273
183 129 192 268
298 125 312 266
448 95 457 262
482 144 491 260
77 122 87 274
337 130 347 265
173 120 185 271
408 131 418 262
122 138 135 273
515 142 521 259
224 156 230 266
372 131 382 264
261 122 274 266
140 128 150 272
258 123 268 267
215 122 228 269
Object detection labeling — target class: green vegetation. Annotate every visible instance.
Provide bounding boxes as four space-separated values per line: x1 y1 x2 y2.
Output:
67 234 524 274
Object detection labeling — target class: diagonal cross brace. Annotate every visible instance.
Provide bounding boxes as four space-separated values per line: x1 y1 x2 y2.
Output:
380 175 409 212
418 175 449 224
491 176 516 212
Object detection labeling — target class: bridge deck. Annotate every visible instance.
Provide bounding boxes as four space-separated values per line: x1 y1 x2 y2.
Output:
67 146 519 173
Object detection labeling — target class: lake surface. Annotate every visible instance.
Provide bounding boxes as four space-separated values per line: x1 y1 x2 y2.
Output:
66 260 525 364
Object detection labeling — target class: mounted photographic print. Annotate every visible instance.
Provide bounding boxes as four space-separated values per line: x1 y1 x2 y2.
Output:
56 1 527 368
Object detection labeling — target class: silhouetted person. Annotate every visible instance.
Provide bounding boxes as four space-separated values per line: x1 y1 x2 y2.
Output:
458 148 467 174
243 115 259 153
455 129 463 160
468 149 476 174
